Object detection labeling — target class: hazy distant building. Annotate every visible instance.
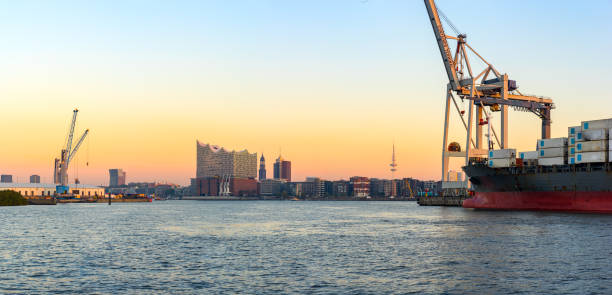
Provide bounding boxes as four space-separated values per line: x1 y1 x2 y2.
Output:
1 175 13 183
29 175 41 184
196 141 257 179
109 169 126 187
273 155 291 182
259 154 267 180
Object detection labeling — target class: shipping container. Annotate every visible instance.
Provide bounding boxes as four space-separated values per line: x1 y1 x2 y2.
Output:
519 151 538 160
568 126 581 136
538 147 568 158
582 128 608 141
538 157 566 166
538 137 568 149
575 152 607 164
582 118 612 130
576 140 608 152
488 149 516 159
568 146 576 156
488 158 516 168
569 136 576 146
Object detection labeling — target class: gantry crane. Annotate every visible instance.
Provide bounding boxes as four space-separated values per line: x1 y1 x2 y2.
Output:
54 109 89 193
424 0 554 183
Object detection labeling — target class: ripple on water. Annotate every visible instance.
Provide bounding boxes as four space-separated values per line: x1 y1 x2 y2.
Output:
0 201 611 294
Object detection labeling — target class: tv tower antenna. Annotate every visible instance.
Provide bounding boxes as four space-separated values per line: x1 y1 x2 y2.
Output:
390 143 397 180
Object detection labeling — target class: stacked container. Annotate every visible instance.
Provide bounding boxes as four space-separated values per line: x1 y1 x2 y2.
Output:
519 151 538 166
537 137 568 166
567 126 581 160
488 149 516 168
572 119 612 164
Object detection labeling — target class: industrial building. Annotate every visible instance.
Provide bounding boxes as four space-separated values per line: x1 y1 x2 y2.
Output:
1 175 13 183
0 183 104 198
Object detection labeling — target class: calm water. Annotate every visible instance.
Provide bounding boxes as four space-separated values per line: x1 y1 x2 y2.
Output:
1 201 611 294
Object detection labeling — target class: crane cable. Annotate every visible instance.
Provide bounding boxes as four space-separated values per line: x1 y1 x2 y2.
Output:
437 7 461 36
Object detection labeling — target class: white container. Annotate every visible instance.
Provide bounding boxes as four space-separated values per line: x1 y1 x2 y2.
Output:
568 146 577 156
582 118 612 130
488 158 516 168
568 126 581 136
488 149 516 159
538 157 566 166
575 152 607 164
576 140 608 152
568 136 577 146
519 151 538 160
538 137 567 149
538 147 567 158
582 129 608 141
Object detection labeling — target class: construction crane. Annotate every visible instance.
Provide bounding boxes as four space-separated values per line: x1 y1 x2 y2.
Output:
423 0 554 183
54 109 89 194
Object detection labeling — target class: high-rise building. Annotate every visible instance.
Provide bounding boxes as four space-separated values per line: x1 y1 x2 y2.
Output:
1 175 13 183
196 141 257 179
273 154 291 182
30 175 41 184
259 154 267 180
109 169 126 187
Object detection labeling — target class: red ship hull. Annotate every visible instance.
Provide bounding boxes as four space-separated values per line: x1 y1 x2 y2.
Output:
463 191 612 213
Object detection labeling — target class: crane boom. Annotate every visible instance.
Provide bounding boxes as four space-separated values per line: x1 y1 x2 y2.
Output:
66 109 78 155
424 0 460 91
66 129 89 166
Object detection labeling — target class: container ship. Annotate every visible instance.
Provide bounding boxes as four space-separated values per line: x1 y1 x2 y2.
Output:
462 118 612 213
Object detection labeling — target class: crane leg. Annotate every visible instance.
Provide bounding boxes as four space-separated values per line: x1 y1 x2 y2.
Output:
442 88 452 182
541 108 551 139
475 106 483 149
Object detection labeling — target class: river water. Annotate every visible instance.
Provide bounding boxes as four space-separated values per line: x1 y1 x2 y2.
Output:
1 201 611 294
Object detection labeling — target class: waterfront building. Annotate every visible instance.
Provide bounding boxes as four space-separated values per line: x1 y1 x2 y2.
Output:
369 178 385 197
259 178 287 197
196 141 257 179
384 180 397 197
193 177 258 197
0 183 104 198
273 154 291 182
30 175 41 184
306 177 325 198
109 169 126 187
195 141 258 196
331 180 350 197
350 176 370 198
259 154 267 180
1 175 13 183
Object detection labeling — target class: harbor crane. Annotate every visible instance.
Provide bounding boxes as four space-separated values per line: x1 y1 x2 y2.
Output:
54 109 89 193
423 0 554 184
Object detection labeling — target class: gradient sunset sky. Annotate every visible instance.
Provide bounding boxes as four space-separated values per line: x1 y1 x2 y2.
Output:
1 0 611 185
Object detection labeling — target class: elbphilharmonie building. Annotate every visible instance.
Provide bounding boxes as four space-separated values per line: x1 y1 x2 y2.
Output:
196 141 257 179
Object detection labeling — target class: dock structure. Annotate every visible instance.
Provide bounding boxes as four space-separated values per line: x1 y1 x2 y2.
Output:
417 195 469 207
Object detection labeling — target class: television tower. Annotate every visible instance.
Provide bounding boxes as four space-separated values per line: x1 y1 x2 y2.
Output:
390 143 397 179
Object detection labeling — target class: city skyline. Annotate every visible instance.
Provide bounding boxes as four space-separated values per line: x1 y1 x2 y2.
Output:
1 0 611 185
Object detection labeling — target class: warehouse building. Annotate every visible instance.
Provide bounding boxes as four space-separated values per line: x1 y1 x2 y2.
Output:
0 183 104 198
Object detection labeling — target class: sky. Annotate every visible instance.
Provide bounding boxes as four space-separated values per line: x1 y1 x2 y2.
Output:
1 0 611 186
